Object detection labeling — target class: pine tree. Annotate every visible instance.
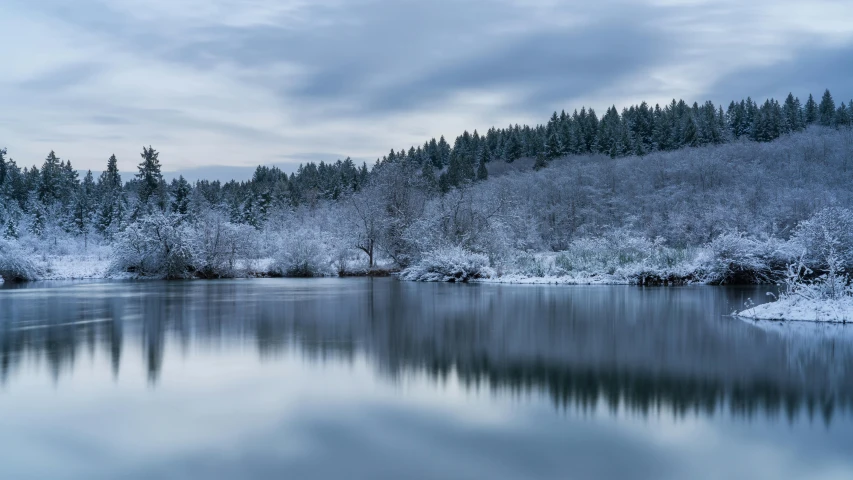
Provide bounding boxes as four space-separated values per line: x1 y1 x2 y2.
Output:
0 148 6 187
99 154 122 190
544 128 562 159
74 171 96 249
421 158 437 190
476 156 488 181
683 117 699 147
3 219 17 240
170 175 191 214
818 89 836 127
504 130 522 162
782 93 801 132
805 94 818 124
97 154 124 236
837 102 852 127
137 145 163 205
38 150 62 204
533 151 548 171
652 104 672 150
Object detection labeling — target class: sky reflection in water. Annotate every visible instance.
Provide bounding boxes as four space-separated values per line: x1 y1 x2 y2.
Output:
1 279 852 480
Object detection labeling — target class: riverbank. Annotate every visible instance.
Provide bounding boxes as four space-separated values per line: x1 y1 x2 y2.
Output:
738 296 853 323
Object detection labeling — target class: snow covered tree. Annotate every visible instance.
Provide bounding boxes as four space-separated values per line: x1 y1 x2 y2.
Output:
170 175 191 215
74 170 97 249
136 146 163 207
836 102 851 128
818 89 836 127
533 151 548 170
804 94 818 124
476 155 488 182
783 93 803 132
544 126 562 160
0 148 6 188
38 150 62 205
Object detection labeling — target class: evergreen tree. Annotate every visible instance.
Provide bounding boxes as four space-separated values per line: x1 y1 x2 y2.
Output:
136 145 163 205
170 176 192 214
421 158 437 190
97 154 124 236
818 89 836 127
0 148 6 187
99 154 122 190
544 127 562 159
783 93 803 132
74 170 96 248
805 94 818 124
652 104 672 150
4 219 17 240
504 130 522 162
533 151 548 171
437 136 451 167
683 117 699 147
837 102 852 127
38 150 62 205
476 151 489 181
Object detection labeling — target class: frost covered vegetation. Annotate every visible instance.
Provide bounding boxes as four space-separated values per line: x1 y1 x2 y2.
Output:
1 89 853 284
737 210 853 322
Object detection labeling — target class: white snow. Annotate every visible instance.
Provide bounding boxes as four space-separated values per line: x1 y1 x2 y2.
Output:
39 254 112 280
738 295 853 323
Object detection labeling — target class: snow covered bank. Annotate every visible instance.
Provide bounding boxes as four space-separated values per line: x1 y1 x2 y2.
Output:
737 256 853 323
400 247 495 282
39 254 111 280
738 296 853 323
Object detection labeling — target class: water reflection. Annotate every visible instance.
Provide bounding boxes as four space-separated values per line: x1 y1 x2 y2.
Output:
1 279 852 424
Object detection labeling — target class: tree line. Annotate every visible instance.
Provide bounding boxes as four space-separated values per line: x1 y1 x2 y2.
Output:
0 88 851 266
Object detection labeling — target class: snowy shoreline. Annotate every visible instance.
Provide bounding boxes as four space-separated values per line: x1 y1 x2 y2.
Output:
737 296 853 323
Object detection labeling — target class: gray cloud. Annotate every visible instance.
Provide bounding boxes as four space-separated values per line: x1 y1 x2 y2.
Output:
1 0 852 171
19 63 104 92
706 41 853 104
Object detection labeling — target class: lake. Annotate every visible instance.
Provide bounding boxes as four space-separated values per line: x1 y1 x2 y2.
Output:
1 279 852 479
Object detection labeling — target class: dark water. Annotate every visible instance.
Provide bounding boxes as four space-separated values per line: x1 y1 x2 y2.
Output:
1 279 853 480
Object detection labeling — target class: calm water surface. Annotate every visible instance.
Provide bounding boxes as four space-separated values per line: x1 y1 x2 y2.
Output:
1 279 852 479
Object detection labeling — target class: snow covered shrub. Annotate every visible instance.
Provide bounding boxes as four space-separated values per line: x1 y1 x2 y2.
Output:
792 207 853 271
190 213 258 278
698 233 782 284
400 246 495 282
0 237 42 282
738 256 853 322
550 232 656 275
514 253 559 277
110 212 194 279
271 230 336 277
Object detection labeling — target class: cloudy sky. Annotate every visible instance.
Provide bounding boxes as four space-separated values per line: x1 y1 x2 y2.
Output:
2 0 853 176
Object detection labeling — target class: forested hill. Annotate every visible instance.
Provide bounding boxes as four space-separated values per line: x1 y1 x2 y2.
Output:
1 89 851 222
1 88 853 283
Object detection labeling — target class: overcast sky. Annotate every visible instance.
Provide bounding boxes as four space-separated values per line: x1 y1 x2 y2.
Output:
2 0 853 175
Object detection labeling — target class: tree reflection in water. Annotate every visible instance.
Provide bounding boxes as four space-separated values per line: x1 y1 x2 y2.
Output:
1 279 852 425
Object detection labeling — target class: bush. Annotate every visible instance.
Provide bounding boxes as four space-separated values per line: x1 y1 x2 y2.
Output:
190 214 258 278
400 246 495 282
0 238 42 282
697 233 785 284
792 207 853 271
270 231 335 277
109 213 194 279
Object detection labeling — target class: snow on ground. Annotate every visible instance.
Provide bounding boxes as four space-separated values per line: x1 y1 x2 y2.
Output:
39 255 112 280
738 295 853 323
8 255 277 282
